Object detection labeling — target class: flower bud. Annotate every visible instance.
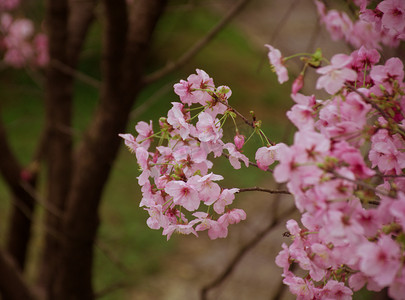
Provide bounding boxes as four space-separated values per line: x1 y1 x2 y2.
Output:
292 74 304 95
234 133 245 150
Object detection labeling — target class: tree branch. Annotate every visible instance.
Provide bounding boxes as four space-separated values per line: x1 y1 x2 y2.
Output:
0 248 37 300
143 0 253 85
238 187 290 195
200 203 296 299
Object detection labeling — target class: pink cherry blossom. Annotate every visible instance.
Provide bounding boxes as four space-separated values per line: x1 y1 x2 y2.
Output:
164 180 200 211
167 102 191 140
370 57 404 93
318 280 353 300
378 0 405 33
162 219 199 241
213 188 239 214
173 69 214 105
193 212 228 240
316 54 357 94
255 143 286 170
218 208 246 225
265 44 288 84
194 173 223 204
358 235 401 286
196 112 222 143
223 143 249 169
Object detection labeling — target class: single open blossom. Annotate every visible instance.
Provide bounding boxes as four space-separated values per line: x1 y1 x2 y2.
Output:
193 212 228 240
213 188 239 214
358 235 401 287
316 54 357 94
255 143 286 170
370 57 404 93
378 0 405 33
173 69 214 105
265 44 288 84
196 112 222 143
162 219 199 241
164 180 200 211
223 143 249 169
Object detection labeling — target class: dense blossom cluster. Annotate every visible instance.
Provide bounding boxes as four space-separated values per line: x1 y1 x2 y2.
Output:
120 0 405 299
0 0 48 68
120 69 251 240
315 0 405 48
262 1 405 299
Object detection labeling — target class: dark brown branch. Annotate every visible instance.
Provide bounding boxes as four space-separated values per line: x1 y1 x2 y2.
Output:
67 0 98 65
238 187 290 195
200 204 296 300
0 249 37 300
0 112 37 271
143 0 253 85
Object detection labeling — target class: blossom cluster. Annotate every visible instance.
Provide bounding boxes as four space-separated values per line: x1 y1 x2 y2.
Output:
261 2 405 299
0 0 48 68
120 69 251 240
120 0 405 298
315 0 405 49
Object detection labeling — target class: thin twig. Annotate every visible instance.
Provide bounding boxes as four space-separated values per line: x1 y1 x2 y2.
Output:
94 281 133 298
143 0 253 85
20 181 63 218
218 99 275 145
330 170 391 198
238 187 290 195
51 59 101 88
94 240 132 274
200 204 296 300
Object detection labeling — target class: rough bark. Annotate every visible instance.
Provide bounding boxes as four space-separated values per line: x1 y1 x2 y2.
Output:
52 1 167 299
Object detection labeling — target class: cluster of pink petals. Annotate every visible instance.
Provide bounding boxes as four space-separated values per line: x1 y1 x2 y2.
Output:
0 13 49 68
315 0 405 49
120 70 249 240
275 28 405 300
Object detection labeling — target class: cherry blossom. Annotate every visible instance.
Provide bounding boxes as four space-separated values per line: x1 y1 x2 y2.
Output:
316 54 357 94
265 44 288 84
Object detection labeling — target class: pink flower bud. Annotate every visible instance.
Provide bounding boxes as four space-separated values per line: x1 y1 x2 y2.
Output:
292 74 304 95
234 134 245 150
20 169 32 182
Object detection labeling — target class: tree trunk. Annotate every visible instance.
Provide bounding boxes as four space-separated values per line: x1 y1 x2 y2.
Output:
52 1 167 299
0 249 37 300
